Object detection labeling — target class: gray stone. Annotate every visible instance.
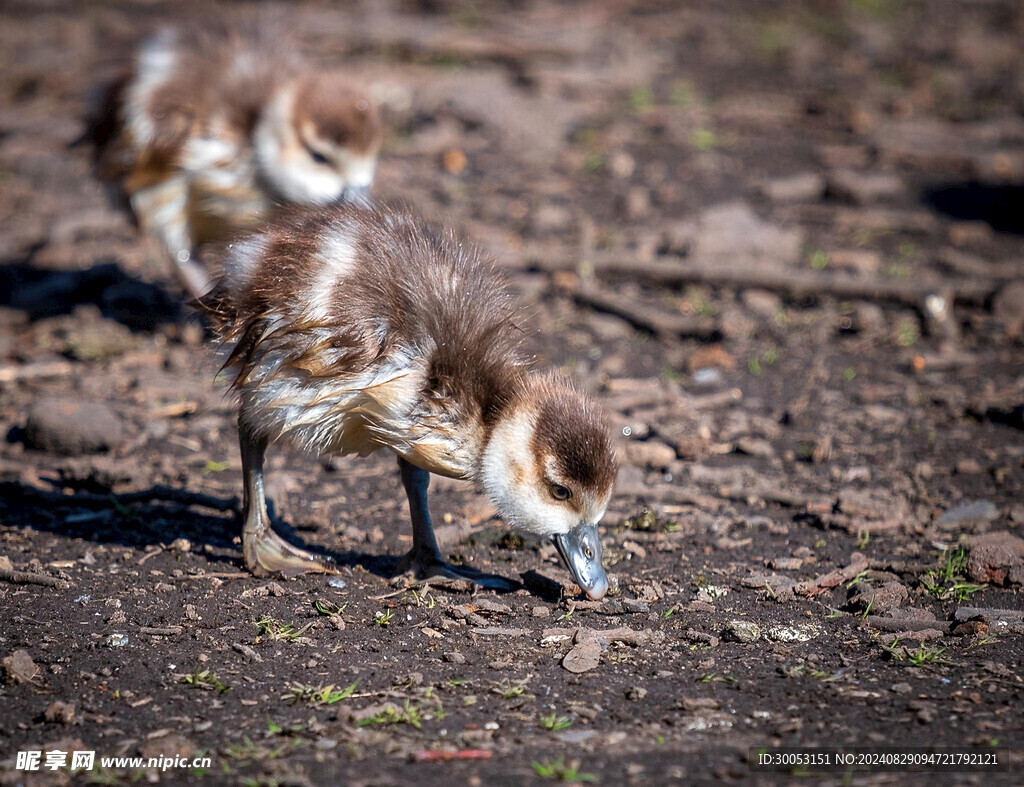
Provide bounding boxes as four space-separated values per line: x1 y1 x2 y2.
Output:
848 583 909 613
760 172 825 203
723 620 761 643
741 289 783 319
953 606 1024 623
993 281 1024 340
735 437 775 459
692 201 803 268
23 398 125 455
562 639 602 673
43 701 76 724
2 650 39 684
827 169 905 205
936 500 999 530
852 302 886 334
619 439 676 470
623 186 651 220
765 623 820 642
532 203 573 233
554 729 599 744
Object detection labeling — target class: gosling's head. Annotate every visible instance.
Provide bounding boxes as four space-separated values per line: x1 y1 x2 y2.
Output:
481 376 616 600
253 72 382 206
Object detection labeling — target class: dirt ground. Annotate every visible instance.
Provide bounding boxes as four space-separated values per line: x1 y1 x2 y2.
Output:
1 1 1023 784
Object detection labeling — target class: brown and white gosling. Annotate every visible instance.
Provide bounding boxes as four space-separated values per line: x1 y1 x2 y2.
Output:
201 206 616 600
90 20 382 299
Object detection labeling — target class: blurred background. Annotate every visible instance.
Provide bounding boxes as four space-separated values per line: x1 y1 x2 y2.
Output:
2 0 1022 497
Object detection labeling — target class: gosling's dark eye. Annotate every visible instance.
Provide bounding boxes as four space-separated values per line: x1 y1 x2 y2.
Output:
550 484 571 501
305 144 330 165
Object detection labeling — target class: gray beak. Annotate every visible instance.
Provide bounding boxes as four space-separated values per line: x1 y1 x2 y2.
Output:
340 185 372 207
553 523 608 601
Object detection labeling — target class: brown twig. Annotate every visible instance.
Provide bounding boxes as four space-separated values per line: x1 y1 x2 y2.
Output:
568 284 719 338
864 617 952 634
0 360 75 384
531 251 998 309
139 626 184 636
0 567 70 590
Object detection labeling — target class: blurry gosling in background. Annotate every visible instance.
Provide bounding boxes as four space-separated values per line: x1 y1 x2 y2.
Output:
201 206 617 600
89 20 382 299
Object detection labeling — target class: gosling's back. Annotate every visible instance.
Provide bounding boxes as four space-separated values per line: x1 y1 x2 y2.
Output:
204 207 530 472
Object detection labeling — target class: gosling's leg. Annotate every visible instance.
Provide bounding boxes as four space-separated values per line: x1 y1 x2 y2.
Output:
130 177 211 300
395 456 516 591
239 422 336 577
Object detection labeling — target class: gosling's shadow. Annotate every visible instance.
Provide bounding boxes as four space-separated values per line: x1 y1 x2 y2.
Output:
0 480 394 579
923 182 1024 235
0 255 180 332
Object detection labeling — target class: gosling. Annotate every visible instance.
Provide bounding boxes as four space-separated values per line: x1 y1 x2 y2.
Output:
89 19 382 298
201 206 616 599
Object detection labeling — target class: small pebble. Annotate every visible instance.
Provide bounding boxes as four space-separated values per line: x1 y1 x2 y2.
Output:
724 620 761 643
692 367 722 386
765 624 820 643
43 701 75 724
104 634 129 648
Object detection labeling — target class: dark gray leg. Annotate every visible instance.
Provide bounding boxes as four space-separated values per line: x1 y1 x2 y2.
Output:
395 456 516 590
239 421 336 577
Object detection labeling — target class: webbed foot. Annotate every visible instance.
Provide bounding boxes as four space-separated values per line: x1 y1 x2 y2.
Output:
244 525 338 578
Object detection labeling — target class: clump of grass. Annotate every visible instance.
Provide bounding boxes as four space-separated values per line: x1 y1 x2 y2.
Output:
313 599 347 617
629 85 655 113
180 669 229 694
532 756 597 782
224 736 296 764
493 677 532 700
690 128 718 151
619 507 679 534
201 459 230 475
281 681 357 707
254 617 310 643
374 608 395 627
920 548 986 603
540 712 573 732
908 644 948 667
356 701 424 729
894 318 919 347
883 638 950 668
402 588 436 609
